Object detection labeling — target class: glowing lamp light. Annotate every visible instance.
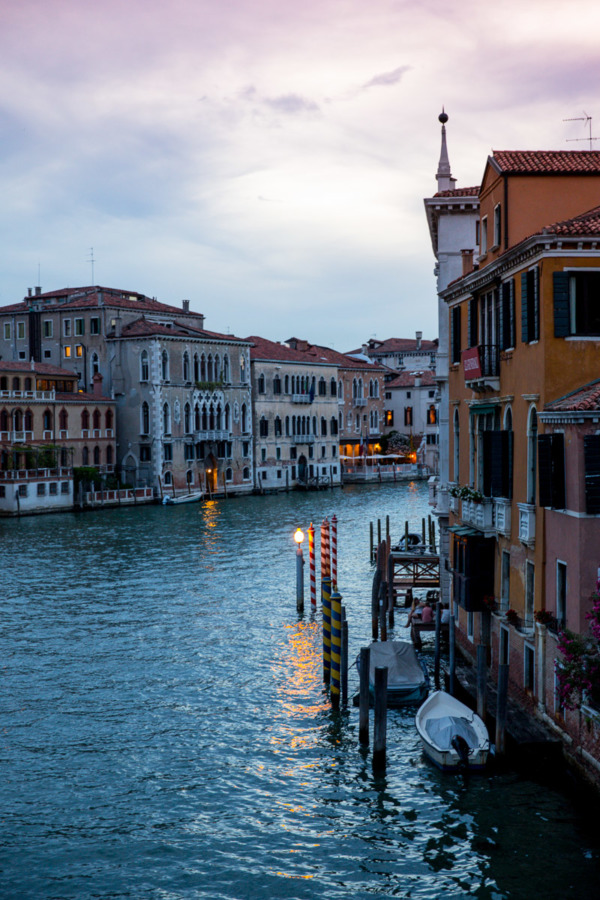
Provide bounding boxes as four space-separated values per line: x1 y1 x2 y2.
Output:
294 527 304 545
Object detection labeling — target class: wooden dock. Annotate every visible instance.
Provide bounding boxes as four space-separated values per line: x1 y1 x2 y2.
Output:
389 550 440 597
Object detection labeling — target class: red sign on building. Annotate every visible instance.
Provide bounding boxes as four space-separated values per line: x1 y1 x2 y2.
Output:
462 347 482 381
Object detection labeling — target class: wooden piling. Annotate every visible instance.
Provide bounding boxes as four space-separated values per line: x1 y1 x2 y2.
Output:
477 644 487 721
359 647 370 745
449 614 456 696
495 663 509 757
387 552 395 628
377 518 382 548
341 608 348 707
385 514 390 541
371 564 382 640
421 517 426 546
322 577 332 685
369 521 374 563
379 581 387 642
404 520 409 549
373 666 388 771
330 589 342 710
434 601 441 689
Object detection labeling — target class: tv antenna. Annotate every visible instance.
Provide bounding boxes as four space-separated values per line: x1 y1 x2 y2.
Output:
564 112 599 150
88 247 95 284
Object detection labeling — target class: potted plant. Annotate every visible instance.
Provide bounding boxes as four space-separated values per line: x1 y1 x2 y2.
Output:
505 608 519 626
534 609 553 626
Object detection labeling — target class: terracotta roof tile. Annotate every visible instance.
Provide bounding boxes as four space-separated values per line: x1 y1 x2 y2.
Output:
247 335 385 371
0 360 76 377
544 379 600 412
115 317 247 343
433 186 480 198
385 371 437 389
492 150 600 175
542 204 600 236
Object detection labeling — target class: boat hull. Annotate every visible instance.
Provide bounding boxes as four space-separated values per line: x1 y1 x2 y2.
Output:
359 640 429 708
416 690 490 772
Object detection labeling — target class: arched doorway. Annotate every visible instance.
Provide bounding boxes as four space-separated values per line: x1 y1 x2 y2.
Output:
298 454 307 484
205 454 218 495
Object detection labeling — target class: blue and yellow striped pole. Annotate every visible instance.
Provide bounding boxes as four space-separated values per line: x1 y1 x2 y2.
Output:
330 589 342 709
322 576 332 685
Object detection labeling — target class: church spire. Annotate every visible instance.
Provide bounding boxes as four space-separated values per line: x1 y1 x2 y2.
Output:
436 108 456 192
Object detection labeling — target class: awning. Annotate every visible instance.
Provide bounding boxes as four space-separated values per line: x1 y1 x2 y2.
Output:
469 403 498 415
448 525 479 536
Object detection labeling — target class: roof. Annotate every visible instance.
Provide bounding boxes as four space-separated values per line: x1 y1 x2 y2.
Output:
347 337 438 356
247 335 385 371
541 204 600 237
386 371 437 389
544 379 600 413
433 186 480 198
0 286 204 319
490 150 600 176
116 317 247 343
0 360 77 378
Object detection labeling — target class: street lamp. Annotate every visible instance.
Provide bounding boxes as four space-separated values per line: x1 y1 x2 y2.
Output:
294 527 305 613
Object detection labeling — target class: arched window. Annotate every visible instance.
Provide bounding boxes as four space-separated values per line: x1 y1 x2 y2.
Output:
141 402 150 434
453 408 460 482
275 416 282 436
284 374 290 393
164 471 172 486
321 416 327 436
259 416 269 437
106 445 113 465
163 403 171 436
0 376 7 390
200 354 207 380
207 355 214 381
82 446 89 465
93 409 101 430
194 353 200 382
81 409 90 431
226 467 233 482
223 354 230 383
12 377 20 391
214 354 220 381
319 377 326 396
59 409 68 431
338 380 343 400
161 349 169 381
209 404 215 430
258 373 266 394
194 403 200 431
241 403 248 433
61 447 69 467
105 409 113 430
527 406 537 504
93 446 100 465
201 404 208 431
0 409 8 431
428 404 437 425
184 402 191 434
91 352 100 378
331 416 338 436
285 416 290 436
216 404 222 430
243 466 250 480
24 377 32 391
224 404 231 430
24 409 33 431
273 374 281 395
40 409 49 430
183 351 190 382
330 377 337 396
140 350 149 381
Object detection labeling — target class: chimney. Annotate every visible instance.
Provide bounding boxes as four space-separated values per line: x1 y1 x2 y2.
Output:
27 288 33 297
35 286 42 296
182 299 190 313
414 372 422 387
416 331 422 350
92 372 104 397
461 249 474 276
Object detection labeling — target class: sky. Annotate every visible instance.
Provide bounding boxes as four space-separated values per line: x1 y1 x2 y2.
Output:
1 0 600 351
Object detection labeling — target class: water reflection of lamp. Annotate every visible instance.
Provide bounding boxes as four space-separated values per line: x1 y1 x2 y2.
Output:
294 527 304 613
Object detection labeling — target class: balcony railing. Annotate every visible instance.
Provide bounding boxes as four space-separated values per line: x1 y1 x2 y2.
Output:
461 497 494 532
292 394 312 404
353 397 367 407
193 429 232 441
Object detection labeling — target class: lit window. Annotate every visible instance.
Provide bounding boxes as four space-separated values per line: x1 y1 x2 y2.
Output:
64 346 71 358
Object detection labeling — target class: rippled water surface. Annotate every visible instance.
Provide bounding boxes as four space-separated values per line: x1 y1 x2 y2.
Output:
1 483 599 899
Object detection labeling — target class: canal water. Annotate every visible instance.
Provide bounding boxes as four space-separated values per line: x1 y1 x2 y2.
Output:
1 482 599 899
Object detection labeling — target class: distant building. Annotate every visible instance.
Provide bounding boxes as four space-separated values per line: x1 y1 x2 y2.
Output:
0 360 115 515
383 370 439 473
347 333 437 372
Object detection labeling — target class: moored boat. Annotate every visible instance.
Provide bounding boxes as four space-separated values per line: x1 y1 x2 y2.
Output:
415 690 490 772
358 640 429 707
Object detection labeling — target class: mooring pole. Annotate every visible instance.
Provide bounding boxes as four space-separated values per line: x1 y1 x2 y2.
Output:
322 576 332 685
330 590 342 709
371 558 382 640
341 608 349 707
385 514 390 542
377 518 382 549
387 552 395 628
369 521 374 563
296 544 304 614
434 601 441 689
359 647 370 745
449 613 456 696
330 514 337 589
477 644 487 722
373 666 388 771
308 523 316 613
496 663 509 757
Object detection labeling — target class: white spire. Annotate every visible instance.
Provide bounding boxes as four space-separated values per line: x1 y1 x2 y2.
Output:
436 108 456 192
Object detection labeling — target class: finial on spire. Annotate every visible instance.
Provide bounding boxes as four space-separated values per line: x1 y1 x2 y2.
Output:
436 107 455 192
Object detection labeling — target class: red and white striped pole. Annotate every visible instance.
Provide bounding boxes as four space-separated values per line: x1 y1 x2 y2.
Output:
330 514 337 589
308 523 316 612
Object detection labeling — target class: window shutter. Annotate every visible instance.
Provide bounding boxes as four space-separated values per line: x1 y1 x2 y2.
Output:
509 279 516 348
451 306 462 364
521 271 529 343
532 267 540 342
468 298 478 348
553 271 570 337
584 435 600 514
538 433 566 509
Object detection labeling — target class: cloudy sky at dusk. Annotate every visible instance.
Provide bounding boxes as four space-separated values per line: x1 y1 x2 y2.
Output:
1 0 599 349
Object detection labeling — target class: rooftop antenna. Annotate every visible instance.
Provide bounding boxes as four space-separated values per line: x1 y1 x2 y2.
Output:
564 112 599 150
88 247 95 284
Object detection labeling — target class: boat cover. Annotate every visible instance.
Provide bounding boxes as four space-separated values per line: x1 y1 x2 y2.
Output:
369 641 424 688
425 716 479 750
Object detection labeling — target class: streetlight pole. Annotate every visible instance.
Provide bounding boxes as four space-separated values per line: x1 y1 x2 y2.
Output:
294 527 305 614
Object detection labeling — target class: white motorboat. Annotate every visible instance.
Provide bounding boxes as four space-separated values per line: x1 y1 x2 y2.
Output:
357 640 429 707
415 690 490 772
162 491 204 505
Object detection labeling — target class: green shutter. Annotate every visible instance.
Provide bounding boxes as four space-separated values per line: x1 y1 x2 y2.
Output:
553 271 570 337
584 435 600 514
521 271 529 343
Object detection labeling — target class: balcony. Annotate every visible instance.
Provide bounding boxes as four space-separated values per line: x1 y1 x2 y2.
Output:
353 397 367 407
294 434 315 444
194 429 232 441
461 497 494 534
292 394 312 404
462 344 500 392
493 498 512 537
518 503 536 546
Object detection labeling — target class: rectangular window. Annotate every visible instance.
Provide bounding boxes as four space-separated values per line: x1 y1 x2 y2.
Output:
75 345 83 358
554 270 600 337
480 216 488 254
500 626 509 666
525 561 535 627
482 430 513 499
63 319 71 337
524 644 535 693
3 322 10 340
64 346 72 358
243 441 249 457
332 446 337 458
556 561 567 630
385 410 394 426
521 267 539 343
404 407 413 427
37 483 46 496
44 349 52 359
290 447 297 460
501 550 510 612
538 433 565 509
493 204 501 248
321 445 326 458
276 447 281 460
500 280 515 350
17 322 25 340
140 445 151 462
451 305 462 364
163 443 173 461
49 482 58 495
43 320 53 338
18 484 28 498
468 298 478 348
75 318 84 336
308 446 314 459
467 611 474 640
18 350 26 360
60 482 70 494
291 465 296 479
90 317 100 335
277 470 282 479
261 448 266 461
583 435 600 514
